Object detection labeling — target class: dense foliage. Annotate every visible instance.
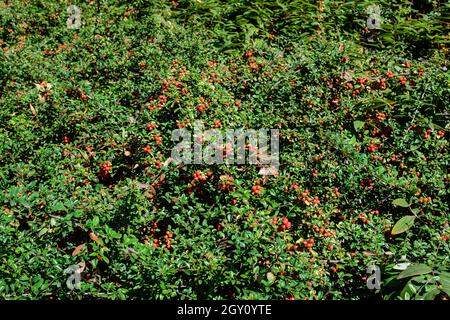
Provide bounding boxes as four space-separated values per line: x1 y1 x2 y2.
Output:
0 0 449 299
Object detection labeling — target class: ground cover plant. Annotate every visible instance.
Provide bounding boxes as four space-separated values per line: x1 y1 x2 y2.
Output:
0 0 449 300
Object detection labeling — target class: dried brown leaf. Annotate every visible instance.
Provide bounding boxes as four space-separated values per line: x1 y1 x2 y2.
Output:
72 243 86 256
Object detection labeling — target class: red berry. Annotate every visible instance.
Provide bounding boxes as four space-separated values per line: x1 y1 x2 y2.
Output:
251 185 261 194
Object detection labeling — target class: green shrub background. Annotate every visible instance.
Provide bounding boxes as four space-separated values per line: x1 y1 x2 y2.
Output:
0 0 449 299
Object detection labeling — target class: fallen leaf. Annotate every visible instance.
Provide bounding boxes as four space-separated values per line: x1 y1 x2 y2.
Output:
342 71 354 82
38 94 46 103
89 231 98 242
29 104 37 116
78 261 86 273
72 243 86 256
163 157 172 167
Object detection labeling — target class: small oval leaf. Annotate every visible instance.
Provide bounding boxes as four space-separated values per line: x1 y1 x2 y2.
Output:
353 120 365 131
266 272 276 283
392 198 410 208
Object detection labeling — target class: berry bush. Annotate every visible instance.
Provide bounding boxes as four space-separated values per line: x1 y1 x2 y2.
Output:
0 0 449 299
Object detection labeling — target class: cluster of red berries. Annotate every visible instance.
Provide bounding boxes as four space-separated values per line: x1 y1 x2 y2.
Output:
423 128 433 139
422 129 446 140
159 95 167 104
196 97 209 113
330 266 340 273
302 238 314 248
251 185 262 194
148 222 158 238
295 188 314 206
164 231 173 249
143 145 151 154
332 187 341 198
367 144 378 153
193 171 208 182
441 221 450 241
274 216 292 231
312 224 332 238
360 178 374 190
196 104 205 113
286 244 299 252
98 161 112 178
154 134 162 145
176 118 192 128
290 182 300 190
357 213 370 224
376 112 386 121
313 196 320 205
418 196 432 204
146 94 168 111
218 175 233 190
187 171 213 194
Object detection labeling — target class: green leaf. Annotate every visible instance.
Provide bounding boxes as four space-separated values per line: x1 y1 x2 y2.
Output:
31 277 44 293
400 282 416 300
50 202 66 212
392 198 409 208
410 275 429 284
391 216 415 235
438 272 450 282
92 216 100 227
353 120 365 131
266 272 276 283
38 228 48 237
438 272 450 297
409 145 420 152
398 264 433 279
349 135 357 145
421 287 441 300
